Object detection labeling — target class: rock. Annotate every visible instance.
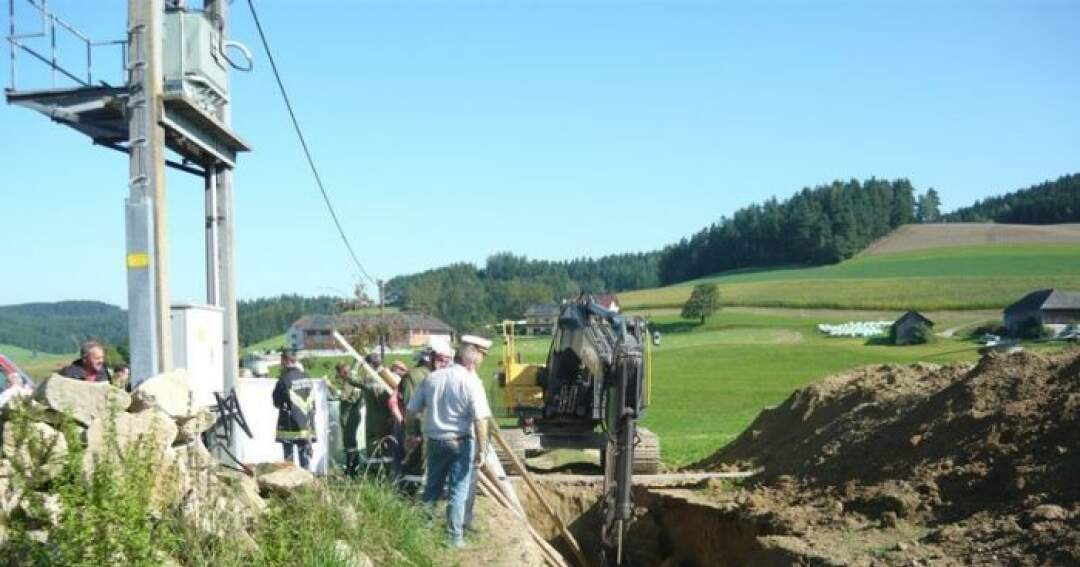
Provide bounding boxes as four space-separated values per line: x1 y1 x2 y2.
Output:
174 408 217 446
150 447 189 513
34 374 131 426
84 409 178 474
334 540 375 567
881 511 900 528
0 459 21 516
2 420 69 481
131 370 196 419
180 484 259 551
217 469 267 516
257 465 316 497
19 493 62 527
1027 504 1069 523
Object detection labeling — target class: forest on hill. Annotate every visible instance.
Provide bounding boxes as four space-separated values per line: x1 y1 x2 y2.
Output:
4 173 1076 347
0 301 127 354
657 178 916 284
0 295 342 355
943 173 1080 223
387 177 918 329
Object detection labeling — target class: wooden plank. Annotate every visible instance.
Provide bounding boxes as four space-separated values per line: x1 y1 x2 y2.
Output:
490 419 593 567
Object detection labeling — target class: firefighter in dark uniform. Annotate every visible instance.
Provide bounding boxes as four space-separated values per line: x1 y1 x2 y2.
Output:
332 361 365 476
272 349 316 470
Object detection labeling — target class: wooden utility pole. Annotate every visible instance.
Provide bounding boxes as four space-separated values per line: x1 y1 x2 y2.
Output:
125 0 171 380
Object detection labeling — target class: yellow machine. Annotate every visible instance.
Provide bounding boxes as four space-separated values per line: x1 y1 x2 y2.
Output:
496 320 545 418
493 297 660 565
496 318 654 422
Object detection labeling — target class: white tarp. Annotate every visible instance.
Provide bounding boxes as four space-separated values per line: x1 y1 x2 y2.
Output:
232 376 331 475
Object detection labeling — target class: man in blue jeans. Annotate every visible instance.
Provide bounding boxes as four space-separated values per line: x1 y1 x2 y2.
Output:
406 336 492 548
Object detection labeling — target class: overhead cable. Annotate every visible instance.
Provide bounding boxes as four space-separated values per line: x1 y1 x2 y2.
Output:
244 0 377 286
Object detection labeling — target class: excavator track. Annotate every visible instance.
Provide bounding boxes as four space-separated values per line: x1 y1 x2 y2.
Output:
494 427 528 473
632 427 661 474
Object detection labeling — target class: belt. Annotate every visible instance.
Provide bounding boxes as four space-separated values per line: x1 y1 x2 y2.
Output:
429 434 471 442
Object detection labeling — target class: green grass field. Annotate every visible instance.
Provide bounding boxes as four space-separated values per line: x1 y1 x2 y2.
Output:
0 343 71 379
622 244 1080 311
244 333 288 355
470 307 1075 469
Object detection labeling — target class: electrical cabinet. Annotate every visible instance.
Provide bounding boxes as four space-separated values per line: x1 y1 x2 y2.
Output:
170 303 224 408
163 10 229 112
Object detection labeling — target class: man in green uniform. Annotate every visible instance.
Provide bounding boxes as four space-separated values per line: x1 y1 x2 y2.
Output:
399 347 434 482
361 353 394 473
332 361 364 477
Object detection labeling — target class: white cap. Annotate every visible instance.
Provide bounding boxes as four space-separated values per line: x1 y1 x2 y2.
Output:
460 334 493 353
428 336 454 358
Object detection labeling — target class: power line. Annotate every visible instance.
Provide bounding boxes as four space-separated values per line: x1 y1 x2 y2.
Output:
244 0 377 287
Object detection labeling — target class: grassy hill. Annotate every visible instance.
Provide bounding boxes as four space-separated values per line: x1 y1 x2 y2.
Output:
622 243 1080 311
0 301 126 354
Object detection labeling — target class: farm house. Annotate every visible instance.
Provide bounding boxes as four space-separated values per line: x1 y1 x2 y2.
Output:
287 312 454 350
1004 289 1080 336
891 311 935 345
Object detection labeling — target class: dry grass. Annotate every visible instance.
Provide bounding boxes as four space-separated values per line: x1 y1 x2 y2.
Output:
860 223 1080 256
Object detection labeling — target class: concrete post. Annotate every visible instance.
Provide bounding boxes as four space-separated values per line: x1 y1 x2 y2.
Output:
126 0 171 383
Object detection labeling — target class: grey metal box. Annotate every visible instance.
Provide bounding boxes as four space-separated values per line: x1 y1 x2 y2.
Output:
163 11 228 103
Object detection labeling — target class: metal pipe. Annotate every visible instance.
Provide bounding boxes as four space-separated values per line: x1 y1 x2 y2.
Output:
13 0 47 41
49 13 55 87
205 167 220 305
9 0 15 90
14 42 85 85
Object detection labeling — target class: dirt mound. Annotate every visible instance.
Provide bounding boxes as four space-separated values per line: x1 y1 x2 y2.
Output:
693 348 1080 564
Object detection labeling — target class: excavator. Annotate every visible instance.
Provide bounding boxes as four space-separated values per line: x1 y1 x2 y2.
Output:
494 294 659 565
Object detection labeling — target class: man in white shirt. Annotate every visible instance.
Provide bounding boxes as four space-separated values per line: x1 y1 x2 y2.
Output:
406 335 492 548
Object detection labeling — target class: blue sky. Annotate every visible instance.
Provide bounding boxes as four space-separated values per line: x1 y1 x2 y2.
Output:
2 0 1078 307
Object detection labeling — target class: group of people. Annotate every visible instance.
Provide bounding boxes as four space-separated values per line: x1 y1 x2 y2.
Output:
271 334 495 548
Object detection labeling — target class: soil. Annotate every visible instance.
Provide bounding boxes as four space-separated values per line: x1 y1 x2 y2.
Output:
455 495 550 567
689 346 1080 565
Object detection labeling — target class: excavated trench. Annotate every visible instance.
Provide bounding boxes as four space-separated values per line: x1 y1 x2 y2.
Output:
511 478 806 567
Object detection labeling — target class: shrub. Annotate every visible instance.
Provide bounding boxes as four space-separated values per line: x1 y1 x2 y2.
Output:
910 323 934 345
967 322 1005 339
2 406 173 567
1015 317 1051 340
889 322 933 345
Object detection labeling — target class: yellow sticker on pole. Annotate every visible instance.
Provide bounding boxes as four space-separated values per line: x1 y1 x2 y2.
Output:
127 253 151 269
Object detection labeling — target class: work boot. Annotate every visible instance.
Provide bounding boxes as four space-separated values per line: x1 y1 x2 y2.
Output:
345 452 359 478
